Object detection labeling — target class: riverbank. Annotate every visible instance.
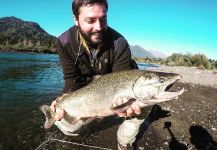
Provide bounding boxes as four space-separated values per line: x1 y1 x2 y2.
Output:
147 66 217 88
0 49 56 54
141 66 217 149
33 66 217 150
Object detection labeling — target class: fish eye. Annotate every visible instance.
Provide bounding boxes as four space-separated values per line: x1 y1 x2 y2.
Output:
159 78 165 83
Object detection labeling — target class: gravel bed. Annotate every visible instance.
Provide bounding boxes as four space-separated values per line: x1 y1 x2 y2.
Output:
147 66 217 88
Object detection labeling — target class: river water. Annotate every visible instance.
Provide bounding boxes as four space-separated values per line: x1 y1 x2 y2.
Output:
0 52 158 150
0 52 63 149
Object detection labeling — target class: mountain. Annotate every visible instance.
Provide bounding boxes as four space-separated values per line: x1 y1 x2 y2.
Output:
0 16 167 57
130 45 155 58
149 49 168 59
130 45 168 59
0 16 57 53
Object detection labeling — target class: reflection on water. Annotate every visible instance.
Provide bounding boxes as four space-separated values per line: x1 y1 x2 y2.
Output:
0 52 158 149
0 52 63 149
137 62 160 70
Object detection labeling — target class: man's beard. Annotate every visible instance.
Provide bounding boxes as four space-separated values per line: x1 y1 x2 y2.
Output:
78 26 106 46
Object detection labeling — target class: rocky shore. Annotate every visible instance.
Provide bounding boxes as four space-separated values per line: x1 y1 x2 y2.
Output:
148 66 217 88
140 66 217 150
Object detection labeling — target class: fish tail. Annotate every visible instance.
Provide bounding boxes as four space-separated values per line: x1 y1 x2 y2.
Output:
39 105 55 129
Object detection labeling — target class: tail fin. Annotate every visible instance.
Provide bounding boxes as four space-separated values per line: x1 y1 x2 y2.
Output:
39 105 55 129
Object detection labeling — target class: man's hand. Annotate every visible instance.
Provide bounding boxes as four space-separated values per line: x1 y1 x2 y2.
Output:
112 97 141 117
50 100 66 121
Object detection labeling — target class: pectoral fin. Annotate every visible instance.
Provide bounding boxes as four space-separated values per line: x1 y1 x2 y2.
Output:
111 98 136 111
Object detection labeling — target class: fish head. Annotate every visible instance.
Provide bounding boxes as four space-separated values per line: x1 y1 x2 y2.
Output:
133 71 184 106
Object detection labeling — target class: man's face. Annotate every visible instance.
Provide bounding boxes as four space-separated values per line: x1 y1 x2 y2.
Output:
74 3 108 45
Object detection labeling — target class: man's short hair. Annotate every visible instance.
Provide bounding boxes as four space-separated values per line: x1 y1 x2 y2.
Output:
72 0 108 18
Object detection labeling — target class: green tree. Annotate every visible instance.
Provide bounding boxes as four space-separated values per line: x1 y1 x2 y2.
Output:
190 54 211 69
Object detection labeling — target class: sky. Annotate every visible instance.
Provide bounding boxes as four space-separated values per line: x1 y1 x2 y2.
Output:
0 0 217 60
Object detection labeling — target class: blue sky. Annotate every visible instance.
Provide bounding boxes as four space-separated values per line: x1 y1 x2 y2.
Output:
1 0 217 60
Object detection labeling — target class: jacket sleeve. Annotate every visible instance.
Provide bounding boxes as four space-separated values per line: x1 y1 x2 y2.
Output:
112 37 137 72
57 39 86 93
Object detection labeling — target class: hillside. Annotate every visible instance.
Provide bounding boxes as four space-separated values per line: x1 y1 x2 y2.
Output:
149 49 167 59
0 16 167 57
0 16 57 53
130 45 156 58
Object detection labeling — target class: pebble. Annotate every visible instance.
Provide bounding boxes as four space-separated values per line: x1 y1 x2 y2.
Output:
211 127 217 131
163 141 169 146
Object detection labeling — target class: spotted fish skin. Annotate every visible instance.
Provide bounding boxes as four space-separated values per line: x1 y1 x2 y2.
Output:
40 70 184 135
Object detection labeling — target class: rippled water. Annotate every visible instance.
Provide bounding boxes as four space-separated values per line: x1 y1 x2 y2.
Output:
0 52 63 149
0 52 158 150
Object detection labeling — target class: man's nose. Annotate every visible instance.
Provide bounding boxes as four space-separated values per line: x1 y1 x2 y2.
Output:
94 20 103 31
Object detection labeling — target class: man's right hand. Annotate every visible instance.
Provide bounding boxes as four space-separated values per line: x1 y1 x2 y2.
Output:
50 100 66 121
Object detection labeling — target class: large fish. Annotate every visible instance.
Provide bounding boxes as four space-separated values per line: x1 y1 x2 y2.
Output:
40 70 184 136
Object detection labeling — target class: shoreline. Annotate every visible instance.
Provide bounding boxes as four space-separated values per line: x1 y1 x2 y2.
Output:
147 66 217 89
0 49 57 54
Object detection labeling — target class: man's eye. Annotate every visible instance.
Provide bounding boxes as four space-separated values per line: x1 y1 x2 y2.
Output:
159 78 165 83
86 19 95 23
87 20 94 23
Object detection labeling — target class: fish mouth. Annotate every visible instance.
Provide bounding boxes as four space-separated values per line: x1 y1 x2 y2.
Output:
144 74 184 105
164 83 184 97
136 73 185 107
165 83 174 91
138 78 185 107
162 75 184 99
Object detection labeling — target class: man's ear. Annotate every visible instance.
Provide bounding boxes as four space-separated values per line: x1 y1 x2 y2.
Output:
73 15 78 26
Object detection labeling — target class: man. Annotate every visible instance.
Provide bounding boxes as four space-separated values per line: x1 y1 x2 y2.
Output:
51 0 151 149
